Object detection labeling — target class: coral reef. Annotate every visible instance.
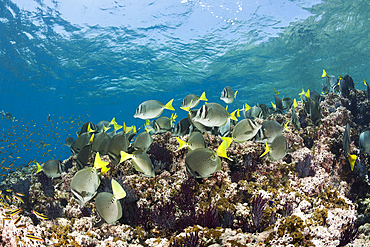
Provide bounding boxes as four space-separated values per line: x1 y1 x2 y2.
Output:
2 90 370 246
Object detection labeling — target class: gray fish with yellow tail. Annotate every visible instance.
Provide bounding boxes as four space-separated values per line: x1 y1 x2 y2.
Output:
255 120 288 144
343 123 357 171
220 86 238 104
120 149 155 177
36 160 63 178
176 131 206 151
181 92 207 111
260 134 290 161
134 99 175 119
223 118 261 144
192 103 237 127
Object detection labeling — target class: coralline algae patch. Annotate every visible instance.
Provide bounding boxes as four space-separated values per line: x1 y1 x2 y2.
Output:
0 92 368 247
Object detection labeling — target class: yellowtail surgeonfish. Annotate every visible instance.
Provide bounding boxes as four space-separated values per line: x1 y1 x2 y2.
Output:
120 149 155 177
359 128 370 154
343 123 357 171
185 140 229 178
322 69 339 93
36 160 62 179
220 86 238 104
181 92 208 111
260 134 290 161
192 103 238 127
176 131 206 151
94 179 126 227
255 120 289 144
70 152 109 205
134 99 175 119
222 118 261 145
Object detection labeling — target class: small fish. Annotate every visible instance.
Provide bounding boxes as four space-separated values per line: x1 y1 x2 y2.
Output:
134 99 175 119
291 108 301 131
185 140 230 178
274 95 284 112
260 135 290 160
222 118 261 144
16 224 26 228
13 215 21 225
192 103 237 127
10 208 22 216
364 79 370 100
36 160 63 179
322 69 339 93
173 118 191 136
120 149 155 177
255 120 289 144
94 178 126 226
181 92 208 110
282 97 293 111
343 123 357 171
243 105 262 120
133 132 153 152
153 116 173 133
13 195 24 204
220 86 238 104
32 209 48 220
176 131 206 151
26 234 45 243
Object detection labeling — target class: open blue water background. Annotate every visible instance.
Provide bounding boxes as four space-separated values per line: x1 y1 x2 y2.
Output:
0 0 369 172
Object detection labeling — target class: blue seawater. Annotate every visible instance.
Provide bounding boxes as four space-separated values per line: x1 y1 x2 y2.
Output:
0 0 369 170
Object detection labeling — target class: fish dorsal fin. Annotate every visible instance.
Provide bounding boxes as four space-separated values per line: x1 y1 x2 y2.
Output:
120 151 133 163
199 92 208 101
112 179 126 200
322 69 328 78
175 137 188 151
217 140 232 161
164 99 175 111
260 141 270 157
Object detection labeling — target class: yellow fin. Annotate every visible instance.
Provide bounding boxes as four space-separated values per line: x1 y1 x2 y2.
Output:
260 141 270 157
87 123 95 133
221 137 232 148
339 74 343 80
274 88 279 95
120 151 133 163
237 109 241 118
305 89 310 100
229 110 238 121
234 90 238 99
293 98 298 108
175 137 188 151
170 113 178 123
216 140 232 161
101 165 110 175
102 124 110 132
226 105 228 111
164 99 175 111
364 79 368 86
124 122 133 134
94 152 109 169
110 117 117 126
36 163 42 173
245 103 251 111
144 125 151 133
284 121 290 132
111 179 126 200
271 101 276 110
299 89 305 96
199 92 208 101
348 154 357 171
89 133 95 144
322 69 327 78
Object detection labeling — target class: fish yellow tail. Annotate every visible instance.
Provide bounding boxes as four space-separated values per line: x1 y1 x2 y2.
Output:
180 99 193 112
234 90 238 99
260 141 270 157
245 103 251 111
284 121 290 132
229 110 238 121
94 152 109 169
236 109 241 118
293 98 298 108
305 89 310 100
364 79 368 86
36 163 42 173
274 88 279 95
271 101 276 110
164 99 175 111
221 137 233 148
120 151 133 163
112 179 126 200
322 69 328 78
175 137 188 151
199 92 208 101
217 140 232 161
89 133 94 144
87 123 95 133
348 154 357 171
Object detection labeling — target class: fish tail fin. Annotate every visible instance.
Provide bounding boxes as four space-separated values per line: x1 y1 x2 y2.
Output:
170 113 177 123
164 99 175 111
293 98 298 108
284 121 290 132
364 79 368 86
176 137 188 151
217 140 232 161
100 166 110 175
199 92 208 101
245 103 251 111
94 152 108 169
274 88 279 95
305 89 310 100
260 141 270 157
112 179 126 200
226 105 229 111
89 133 94 144
236 109 241 117
87 123 95 133
36 163 42 173
120 151 132 163
180 99 192 112
271 101 276 110
221 137 233 148
322 69 327 78
229 110 238 121
348 154 357 171
234 90 238 99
